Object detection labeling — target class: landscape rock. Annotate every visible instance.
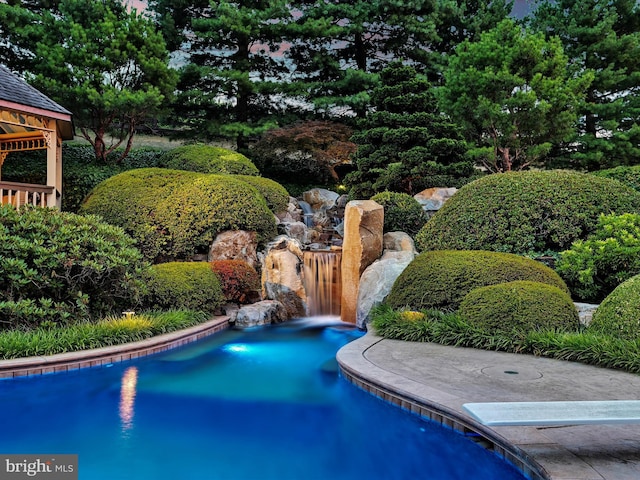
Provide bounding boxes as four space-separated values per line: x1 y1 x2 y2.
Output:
233 300 288 328
414 187 457 213
209 230 258 269
261 236 307 318
303 188 340 212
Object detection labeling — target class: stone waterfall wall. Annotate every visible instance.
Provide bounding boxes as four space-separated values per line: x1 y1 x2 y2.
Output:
340 200 384 324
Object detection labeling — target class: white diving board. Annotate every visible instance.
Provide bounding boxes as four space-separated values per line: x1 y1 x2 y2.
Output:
463 400 640 426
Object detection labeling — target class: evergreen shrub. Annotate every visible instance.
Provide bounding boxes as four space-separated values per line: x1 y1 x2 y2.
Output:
81 168 277 262
386 250 569 311
589 274 640 340
458 280 579 335
416 170 640 254
556 213 640 302
592 165 640 192
158 144 260 175
370 191 426 236
0 206 146 328
143 262 224 313
234 175 290 213
211 260 261 304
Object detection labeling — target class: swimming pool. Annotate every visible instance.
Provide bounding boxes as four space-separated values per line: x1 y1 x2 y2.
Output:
0 319 525 479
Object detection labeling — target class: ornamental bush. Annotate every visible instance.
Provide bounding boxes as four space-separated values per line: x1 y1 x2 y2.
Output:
143 262 224 313
0 206 146 328
386 250 569 312
234 175 290 213
458 281 579 335
556 213 640 302
81 168 277 262
592 165 640 193
589 274 640 341
370 191 426 236
416 170 640 255
158 144 260 175
211 260 261 304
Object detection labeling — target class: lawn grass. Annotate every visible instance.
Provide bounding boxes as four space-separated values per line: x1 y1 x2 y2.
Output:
0 310 209 360
371 304 640 374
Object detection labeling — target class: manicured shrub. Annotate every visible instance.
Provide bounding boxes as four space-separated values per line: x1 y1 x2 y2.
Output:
416 170 640 255
81 168 277 262
158 144 260 175
370 191 426 236
589 274 640 340
211 260 261 304
386 250 569 311
556 213 640 302
458 281 579 335
234 175 290 213
0 206 146 328
143 262 224 313
592 165 640 193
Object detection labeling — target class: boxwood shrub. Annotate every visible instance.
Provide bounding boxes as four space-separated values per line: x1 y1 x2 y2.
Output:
416 170 640 254
158 144 260 175
81 168 277 262
589 274 640 340
234 175 290 213
592 165 640 192
386 250 569 311
370 191 426 236
143 262 224 313
0 206 146 328
458 281 579 335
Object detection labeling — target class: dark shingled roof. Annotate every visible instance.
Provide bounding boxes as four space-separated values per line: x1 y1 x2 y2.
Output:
0 65 71 116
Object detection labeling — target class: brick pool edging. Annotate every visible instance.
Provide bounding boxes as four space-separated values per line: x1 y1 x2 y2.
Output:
336 334 549 480
0 316 230 379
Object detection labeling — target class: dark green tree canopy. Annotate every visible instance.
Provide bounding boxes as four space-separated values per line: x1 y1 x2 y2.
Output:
345 61 472 199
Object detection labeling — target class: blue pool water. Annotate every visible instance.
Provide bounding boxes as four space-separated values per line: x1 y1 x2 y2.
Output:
0 319 525 479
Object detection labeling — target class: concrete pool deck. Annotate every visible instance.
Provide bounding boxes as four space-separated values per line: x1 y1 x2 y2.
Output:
337 332 640 480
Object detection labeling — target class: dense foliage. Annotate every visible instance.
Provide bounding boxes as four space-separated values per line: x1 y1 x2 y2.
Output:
416 171 640 255
439 18 592 172
386 250 568 312
143 262 224 313
158 144 260 175
0 310 209 359
233 175 290 213
458 280 579 335
211 260 261 304
80 168 277 262
556 213 640 302
370 191 426 237
250 121 357 185
592 166 640 192
589 274 640 341
345 62 473 199
0 206 146 329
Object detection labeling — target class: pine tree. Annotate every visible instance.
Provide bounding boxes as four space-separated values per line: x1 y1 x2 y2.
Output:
345 62 472 199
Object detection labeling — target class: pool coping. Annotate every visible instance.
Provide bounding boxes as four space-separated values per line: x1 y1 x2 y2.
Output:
337 333 549 480
0 316 230 378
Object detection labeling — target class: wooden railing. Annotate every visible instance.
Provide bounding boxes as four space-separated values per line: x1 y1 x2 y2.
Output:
0 181 56 209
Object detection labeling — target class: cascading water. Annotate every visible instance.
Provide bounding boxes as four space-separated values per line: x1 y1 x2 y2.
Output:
303 250 342 316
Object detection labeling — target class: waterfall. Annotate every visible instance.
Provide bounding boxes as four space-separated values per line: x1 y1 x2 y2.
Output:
303 250 342 316
298 200 315 228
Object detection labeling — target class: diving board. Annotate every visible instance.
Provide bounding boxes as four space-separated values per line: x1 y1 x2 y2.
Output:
463 400 640 426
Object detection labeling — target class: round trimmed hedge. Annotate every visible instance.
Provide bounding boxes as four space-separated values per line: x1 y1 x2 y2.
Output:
386 250 569 311
234 175 290 213
415 170 640 254
458 280 579 335
211 260 261 304
158 144 260 176
143 262 224 313
589 274 640 340
592 165 640 193
370 191 426 236
80 168 277 262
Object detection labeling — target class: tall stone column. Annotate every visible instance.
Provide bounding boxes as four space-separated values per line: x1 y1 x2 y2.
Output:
340 200 384 324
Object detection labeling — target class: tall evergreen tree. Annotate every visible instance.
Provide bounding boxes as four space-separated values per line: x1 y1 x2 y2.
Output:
0 0 177 163
151 0 293 149
529 0 640 170
345 62 472 199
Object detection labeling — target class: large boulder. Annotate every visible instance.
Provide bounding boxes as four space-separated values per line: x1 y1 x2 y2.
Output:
341 200 384 324
414 187 457 213
233 300 288 328
356 232 417 329
208 230 258 269
303 188 340 212
261 236 307 318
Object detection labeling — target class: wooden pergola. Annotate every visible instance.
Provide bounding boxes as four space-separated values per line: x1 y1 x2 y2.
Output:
0 65 74 209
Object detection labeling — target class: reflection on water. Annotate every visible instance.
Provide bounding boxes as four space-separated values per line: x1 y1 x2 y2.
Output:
119 366 138 432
